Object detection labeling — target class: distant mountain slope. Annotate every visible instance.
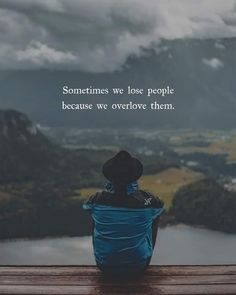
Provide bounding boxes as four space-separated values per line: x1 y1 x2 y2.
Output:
0 109 115 186
0 109 110 238
0 109 58 183
0 38 235 129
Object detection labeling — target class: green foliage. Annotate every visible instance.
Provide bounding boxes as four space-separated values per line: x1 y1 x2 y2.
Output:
0 186 92 239
171 179 236 233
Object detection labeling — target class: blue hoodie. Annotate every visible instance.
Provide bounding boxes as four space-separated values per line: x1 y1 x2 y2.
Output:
83 182 164 273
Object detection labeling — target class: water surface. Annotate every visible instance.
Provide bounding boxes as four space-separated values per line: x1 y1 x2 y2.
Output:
1 225 236 265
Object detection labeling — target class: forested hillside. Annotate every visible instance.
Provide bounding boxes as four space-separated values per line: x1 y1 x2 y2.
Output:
171 179 236 233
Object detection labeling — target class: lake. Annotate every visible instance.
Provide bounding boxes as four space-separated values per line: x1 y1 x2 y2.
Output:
1 225 236 265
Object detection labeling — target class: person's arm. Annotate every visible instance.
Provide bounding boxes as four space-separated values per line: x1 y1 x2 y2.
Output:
91 219 95 242
143 191 163 248
152 217 159 248
84 194 97 236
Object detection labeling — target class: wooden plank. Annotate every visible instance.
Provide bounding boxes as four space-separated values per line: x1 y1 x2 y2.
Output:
1 265 236 276
0 274 236 286
0 284 236 295
147 265 236 276
0 266 236 294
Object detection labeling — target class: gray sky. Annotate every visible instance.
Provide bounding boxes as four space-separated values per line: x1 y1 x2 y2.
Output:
0 0 236 72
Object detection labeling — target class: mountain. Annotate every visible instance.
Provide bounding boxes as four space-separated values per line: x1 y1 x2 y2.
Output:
0 109 41 142
0 109 115 186
0 38 236 129
0 110 108 238
0 109 58 183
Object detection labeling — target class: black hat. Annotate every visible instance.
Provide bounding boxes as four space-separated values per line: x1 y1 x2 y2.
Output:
102 150 143 184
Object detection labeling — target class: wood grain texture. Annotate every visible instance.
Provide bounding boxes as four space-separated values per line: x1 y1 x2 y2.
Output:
0 265 235 295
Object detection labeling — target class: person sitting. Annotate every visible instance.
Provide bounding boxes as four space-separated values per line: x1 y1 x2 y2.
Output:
83 150 164 274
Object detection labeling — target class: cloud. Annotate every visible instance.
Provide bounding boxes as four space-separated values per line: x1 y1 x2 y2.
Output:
0 0 236 72
202 57 224 69
15 41 77 68
215 41 225 50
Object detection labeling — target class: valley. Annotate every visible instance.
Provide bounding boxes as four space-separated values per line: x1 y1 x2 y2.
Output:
1 109 236 239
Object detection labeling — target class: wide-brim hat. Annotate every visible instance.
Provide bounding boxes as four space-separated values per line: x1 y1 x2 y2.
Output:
102 150 143 183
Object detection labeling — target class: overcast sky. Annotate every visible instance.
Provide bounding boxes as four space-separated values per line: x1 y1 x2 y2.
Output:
0 0 236 72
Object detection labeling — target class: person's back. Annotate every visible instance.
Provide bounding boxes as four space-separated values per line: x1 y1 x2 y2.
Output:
83 151 164 274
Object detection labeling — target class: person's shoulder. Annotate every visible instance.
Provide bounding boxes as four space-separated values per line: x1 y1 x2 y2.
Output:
132 190 164 208
84 189 164 209
85 190 112 205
